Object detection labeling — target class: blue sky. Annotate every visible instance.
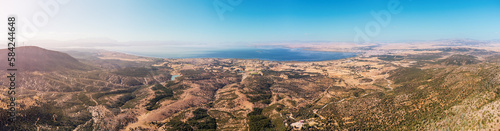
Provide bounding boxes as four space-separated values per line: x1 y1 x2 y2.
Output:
1 0 500 44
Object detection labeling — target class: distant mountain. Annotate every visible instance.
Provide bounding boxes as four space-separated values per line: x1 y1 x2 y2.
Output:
0 46 92 71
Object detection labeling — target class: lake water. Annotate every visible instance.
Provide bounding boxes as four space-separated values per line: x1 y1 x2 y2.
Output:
171 75 180 80
195 48 358 61
104 45 358 62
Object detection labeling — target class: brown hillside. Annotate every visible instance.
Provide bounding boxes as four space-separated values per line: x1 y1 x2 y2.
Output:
0 46 91 71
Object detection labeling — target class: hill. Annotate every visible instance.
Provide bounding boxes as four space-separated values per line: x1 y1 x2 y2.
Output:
0 46 92 71
438 54 480 66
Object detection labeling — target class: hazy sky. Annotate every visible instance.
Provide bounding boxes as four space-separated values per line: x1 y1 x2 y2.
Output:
1 0 499 44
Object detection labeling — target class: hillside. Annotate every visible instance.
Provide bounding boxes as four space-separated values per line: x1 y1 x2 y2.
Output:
0 46 92 71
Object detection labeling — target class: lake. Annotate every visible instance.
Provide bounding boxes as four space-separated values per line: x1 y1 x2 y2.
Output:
194 48 358 61
103 46 358 61
171 75 180 80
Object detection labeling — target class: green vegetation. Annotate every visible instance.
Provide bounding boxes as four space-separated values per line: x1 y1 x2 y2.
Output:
180 69 212 80
188 108 217 130
248 94 272 103
373 55 404 61
121 86 149 109
109 93 136 108
124 78 143 86
320 63 500 130
112 67 150 77
359 78 373 83
215 91 238 104
146 84 174 111
167 120 194 131
247 108 274 131
388 67 432 84
208 110 237 124
406 53 444 60
0 101 91 130
152 83 174 95
262 104 287 130
294 104 318 119
93 87 139 99
485 54 500 63
287 99 297 106
243 76 274 104
166 108 217 131
261 70 313 79
92 87 141 108
77 92 96 106
350 88 366 97
438 47 477 52
438 54 480 66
